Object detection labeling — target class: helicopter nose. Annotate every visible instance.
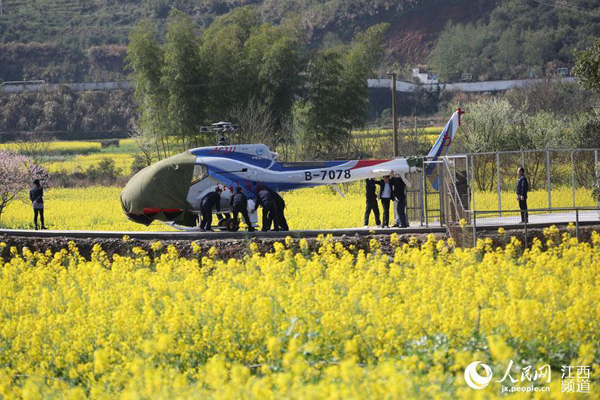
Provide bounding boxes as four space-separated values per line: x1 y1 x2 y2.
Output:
120 151 196 225
120 178 158 226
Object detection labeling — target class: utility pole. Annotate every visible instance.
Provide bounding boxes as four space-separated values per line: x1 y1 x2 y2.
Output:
387 71 399 157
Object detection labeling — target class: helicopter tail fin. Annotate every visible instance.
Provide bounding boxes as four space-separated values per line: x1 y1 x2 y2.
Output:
425 108 464 189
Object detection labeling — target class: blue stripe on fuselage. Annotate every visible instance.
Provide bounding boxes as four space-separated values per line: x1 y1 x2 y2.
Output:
192 148 351 171
191 149 272 168
206 164 320 199
268 160 349 171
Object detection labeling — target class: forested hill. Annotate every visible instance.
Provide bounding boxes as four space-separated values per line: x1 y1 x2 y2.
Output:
1 0 600 82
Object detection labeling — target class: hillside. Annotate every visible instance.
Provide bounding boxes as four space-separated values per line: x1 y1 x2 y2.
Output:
1 0 600 82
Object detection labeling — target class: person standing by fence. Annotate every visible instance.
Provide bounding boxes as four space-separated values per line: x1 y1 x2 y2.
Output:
516 167 529 223
391 176 408 228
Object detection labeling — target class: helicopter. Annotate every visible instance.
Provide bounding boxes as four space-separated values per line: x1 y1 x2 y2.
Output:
120 109 463 231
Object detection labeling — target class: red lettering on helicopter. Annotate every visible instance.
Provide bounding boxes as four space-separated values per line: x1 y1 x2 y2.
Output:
211 146 237 154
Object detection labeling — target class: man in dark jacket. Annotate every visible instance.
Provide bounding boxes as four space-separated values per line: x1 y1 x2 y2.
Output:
516 167 529 223
271 190 289 231
29 179 47 230
364 178 381 227
230 187 255 232
200 188 222 231
255 186 279 231
391 176 408 228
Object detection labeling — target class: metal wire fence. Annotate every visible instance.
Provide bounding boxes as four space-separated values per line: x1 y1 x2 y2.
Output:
402 149 599 245
468 149 599 214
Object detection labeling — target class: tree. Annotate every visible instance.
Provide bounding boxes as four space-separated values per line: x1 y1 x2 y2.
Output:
459 98 524 191
493 26 522 76
126 19 169 160
200 7 261 121
567 107 600 149
566 107 600 186
340 23 389 127
296 49 349 158
200 8 304 132
294 24 388 159
227 97 276 146
162 10 208 150
573 38 600 93
0 151 48 219
429 23 487 81
255 28 303 127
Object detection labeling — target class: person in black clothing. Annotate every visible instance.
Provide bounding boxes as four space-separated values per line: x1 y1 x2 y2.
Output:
29 179 47 230
364 178 381 227
255 186 279 231
455 171 469 211
200 188 222 231
391 176 408 228
230 187 255 232
516 167 529 223
271 190 289 231
378 175 393 228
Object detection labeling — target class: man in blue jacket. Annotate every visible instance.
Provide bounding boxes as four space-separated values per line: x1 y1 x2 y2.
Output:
516 167 529 223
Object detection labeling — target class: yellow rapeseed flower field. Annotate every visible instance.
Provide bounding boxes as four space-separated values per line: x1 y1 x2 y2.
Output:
0 139 137 175
0 140 102 154
0 187 174 231
0 233 598 398
45 153 135 175
1 185 595 231
474 187 595 210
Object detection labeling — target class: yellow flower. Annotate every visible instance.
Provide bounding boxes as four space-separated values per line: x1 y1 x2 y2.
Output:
191 241 202 254
285 236 294 248
0 227 597 397
390 233 400 246
151 241 163 252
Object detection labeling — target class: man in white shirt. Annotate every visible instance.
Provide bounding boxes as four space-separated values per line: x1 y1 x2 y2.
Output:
378 175 393 228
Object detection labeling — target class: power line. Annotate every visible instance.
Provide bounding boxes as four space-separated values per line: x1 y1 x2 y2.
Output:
530 0 600 17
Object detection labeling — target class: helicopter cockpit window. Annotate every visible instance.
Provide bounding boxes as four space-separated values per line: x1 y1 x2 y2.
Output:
191 164 208 184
